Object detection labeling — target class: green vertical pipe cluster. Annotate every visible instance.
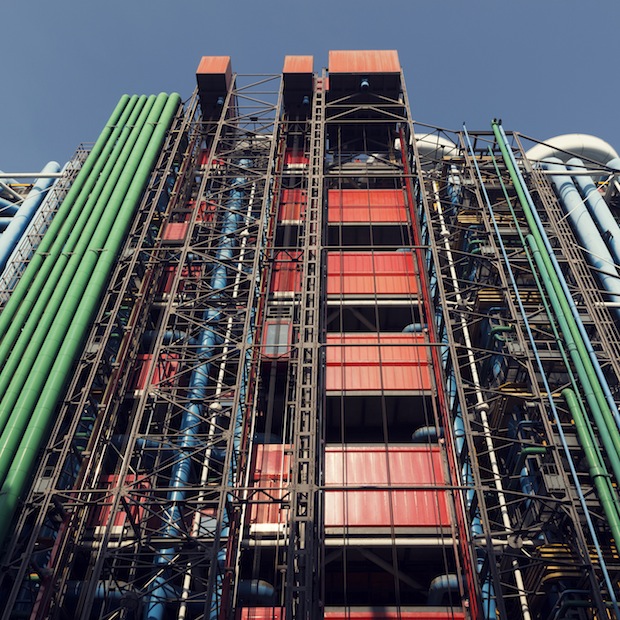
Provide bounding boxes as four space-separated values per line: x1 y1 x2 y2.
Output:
492 120 616 442
492 121 620 539
0 95 133 340
564 388 620 544
0 92 181 546
526 235 620 485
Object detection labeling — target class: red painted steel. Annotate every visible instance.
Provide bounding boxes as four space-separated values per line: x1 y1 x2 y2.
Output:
252 444 292 480
196 56 232 80
249 445 291 526
270 251 302 294
87 475 150 529
157 264 201 295
237 609 284 620
325 334 431 392
162 221 189 242
284 151 309 166
131 353 179 390
283 56 313 74
328 50 400 74
327 251 418 296
324 613 465 619
278 188 306 222
186 199 216 223
327 189 407 223
324 446 450 528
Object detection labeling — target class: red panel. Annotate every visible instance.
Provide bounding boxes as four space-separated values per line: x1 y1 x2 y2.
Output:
270 251 302 294
197 56 231 74
157 265 201 295
328 50 400 74
283 55 313 74
325 334 431 393
237 609 284 620
249 446 291 526
252 445 292 480
279 188 306 222
327 189 407 223
324 613 464 619
131 353 179 390
284 150 309 166
327 251 418 296
324 447 450 528
162 221 189 242
88 475 150 529
196 55 232 79
199 150 225 169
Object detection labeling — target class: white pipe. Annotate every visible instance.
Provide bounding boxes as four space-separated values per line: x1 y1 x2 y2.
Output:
538 168 620 176
525 134 619 165
0 172 64 179
433 178 531 620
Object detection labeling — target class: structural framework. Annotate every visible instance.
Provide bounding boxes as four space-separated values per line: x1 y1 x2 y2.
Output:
0 51 620 620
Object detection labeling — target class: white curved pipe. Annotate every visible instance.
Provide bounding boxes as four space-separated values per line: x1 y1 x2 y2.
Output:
525 134 618 165
415 133 458 160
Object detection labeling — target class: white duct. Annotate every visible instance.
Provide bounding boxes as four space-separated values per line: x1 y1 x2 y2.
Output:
525 134 619 165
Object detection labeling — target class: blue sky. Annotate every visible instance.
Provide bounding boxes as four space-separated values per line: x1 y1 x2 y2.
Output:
3 0 620 171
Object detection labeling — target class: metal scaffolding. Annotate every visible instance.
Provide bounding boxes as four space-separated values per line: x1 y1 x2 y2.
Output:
3 52 620 620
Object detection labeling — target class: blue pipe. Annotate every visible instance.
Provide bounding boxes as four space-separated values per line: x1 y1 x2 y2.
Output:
439 170 496 618
0 161 61 272
0 200 18 215
428 574 459 606
402 323 425 333
569 157 620 267
145 162 250 620
411 426 442 443
496 123 620 430
543 157 620 312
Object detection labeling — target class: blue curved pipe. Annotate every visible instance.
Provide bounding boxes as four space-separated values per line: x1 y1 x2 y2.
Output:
543 157 620 316
0 161 61 272
568 157 620 267
145 162 250 620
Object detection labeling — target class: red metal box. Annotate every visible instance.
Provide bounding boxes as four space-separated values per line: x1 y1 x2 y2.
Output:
327 251 418 297
327 189 407 224
324 446 450 528
325 334 432 393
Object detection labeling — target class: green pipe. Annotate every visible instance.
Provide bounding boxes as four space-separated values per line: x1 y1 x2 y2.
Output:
490 325 514 335
0 95 166 485
564 388 620 545
0 95 143 373
0 95 132 337
492 121 620 481
0 96 150 425
490 147 615 491
527 235 620 486
513 446 546 475
0 94 181 545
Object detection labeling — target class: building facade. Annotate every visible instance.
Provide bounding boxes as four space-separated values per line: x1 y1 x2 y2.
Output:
0 50 619 619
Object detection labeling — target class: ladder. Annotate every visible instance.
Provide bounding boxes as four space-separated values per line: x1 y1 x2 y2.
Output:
285 75 324 619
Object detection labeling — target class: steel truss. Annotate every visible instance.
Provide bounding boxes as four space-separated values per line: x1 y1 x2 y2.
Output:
412 124 620 618
0 146 90 303
0 74 283 619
